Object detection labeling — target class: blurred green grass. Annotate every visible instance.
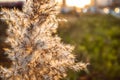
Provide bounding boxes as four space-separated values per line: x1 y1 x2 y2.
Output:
58 14 120 80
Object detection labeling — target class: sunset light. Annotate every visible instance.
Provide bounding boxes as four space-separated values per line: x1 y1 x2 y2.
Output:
66 0 91 8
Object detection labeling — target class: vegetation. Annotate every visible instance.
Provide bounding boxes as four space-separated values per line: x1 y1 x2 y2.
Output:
0 0 86 80
58 14 120 80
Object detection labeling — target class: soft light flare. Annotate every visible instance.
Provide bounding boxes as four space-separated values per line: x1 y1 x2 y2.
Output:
66 0 91 8
115 8 120 13
103 8 109 14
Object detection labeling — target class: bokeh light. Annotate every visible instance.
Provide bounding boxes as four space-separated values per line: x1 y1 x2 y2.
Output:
115 8 120 13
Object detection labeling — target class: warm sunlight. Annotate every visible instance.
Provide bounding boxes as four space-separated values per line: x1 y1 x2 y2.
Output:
66 0 91 8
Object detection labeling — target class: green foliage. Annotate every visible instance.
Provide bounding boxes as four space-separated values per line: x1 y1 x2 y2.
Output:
58 14 120 80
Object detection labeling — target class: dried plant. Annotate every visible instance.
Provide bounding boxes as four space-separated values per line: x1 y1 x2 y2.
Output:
0 0 87 80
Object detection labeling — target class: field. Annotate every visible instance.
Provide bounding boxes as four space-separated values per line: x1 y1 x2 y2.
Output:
58 14 120 80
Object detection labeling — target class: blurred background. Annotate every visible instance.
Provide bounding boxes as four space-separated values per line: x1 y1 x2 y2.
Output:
57 0 120 80
0 0 120 80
